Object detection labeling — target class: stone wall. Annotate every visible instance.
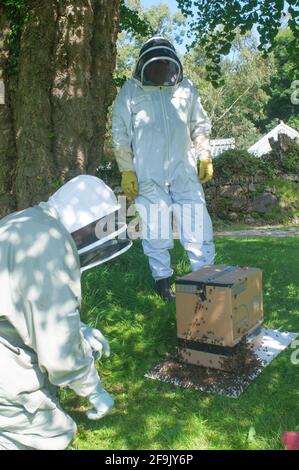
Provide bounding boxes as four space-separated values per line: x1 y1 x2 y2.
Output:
205 175 299 224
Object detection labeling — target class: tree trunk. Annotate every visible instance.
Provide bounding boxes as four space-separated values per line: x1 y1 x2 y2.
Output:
0 7 17 216
0 0 120 214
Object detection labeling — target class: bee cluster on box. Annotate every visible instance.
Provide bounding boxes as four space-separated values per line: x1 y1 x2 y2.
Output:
175 265 264 371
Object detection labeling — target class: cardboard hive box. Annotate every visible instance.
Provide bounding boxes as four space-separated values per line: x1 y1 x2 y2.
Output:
175 265 263 371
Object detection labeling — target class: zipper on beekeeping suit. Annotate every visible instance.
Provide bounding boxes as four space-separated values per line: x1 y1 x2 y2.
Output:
159 86 170 186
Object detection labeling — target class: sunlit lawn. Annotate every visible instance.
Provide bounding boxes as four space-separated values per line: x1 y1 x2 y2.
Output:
61 236 299 450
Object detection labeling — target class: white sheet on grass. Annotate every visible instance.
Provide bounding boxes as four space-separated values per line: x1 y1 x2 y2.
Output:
145 328 298 398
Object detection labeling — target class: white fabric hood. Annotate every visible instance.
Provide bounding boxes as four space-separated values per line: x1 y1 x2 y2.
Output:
48 175 132 272
48 175 120 234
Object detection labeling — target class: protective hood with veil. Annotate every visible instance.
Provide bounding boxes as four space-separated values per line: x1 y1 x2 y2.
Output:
48 175 132 272
133 36 183 88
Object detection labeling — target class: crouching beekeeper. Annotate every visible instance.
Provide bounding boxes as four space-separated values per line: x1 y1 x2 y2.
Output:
0 175 131 450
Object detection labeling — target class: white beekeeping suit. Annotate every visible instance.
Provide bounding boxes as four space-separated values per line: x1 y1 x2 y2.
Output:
0 175 131 450
112 37 215 300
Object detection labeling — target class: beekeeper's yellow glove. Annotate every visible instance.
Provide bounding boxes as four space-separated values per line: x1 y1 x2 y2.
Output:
198 158 213 184
121 171 139 198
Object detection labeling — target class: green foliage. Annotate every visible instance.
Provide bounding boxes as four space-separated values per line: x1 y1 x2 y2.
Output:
96 157 121 189
285 147 299 174
119 0 153 37
260 178 299 223
270 178 299 210
113 74 128 88
184 31 272 145
261 30 299 131
3 0 28 76
288 115 299 131
262 142 299 176
213 149 269 179
176 1 299 86
213 141 299 182
51 179 61 191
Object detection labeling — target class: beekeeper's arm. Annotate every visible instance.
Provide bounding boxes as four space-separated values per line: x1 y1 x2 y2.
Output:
189 84 213 183
19 258 98 396
16 235 113 418
112 82 138 198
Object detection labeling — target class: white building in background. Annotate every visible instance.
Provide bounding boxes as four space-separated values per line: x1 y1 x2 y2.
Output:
210 138 235 158
248 121 299 157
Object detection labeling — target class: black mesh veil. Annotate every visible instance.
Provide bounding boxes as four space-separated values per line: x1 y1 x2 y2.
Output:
133 37 183 87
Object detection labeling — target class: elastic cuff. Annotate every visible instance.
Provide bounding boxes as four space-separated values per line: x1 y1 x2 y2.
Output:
114 149 135 172
153 273 174 282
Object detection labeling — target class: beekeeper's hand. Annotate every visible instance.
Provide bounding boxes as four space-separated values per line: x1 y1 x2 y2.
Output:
81 322 110 360
121 171 139 198
86 383 114 420
198 158 213 184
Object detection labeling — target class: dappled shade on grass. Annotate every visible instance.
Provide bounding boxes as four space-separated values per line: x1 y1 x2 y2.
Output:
61 236 299 450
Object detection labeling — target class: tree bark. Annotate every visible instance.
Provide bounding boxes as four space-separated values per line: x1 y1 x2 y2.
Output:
14 0 58 209
0 6 17 216
0 0 120 213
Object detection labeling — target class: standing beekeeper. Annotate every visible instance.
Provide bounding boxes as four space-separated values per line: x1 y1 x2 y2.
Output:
112 36 215 301
0 175 131 450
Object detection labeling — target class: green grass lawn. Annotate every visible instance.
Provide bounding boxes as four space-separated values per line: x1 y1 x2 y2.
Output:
61 236 299 450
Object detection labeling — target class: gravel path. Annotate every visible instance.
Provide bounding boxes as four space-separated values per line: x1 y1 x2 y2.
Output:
215 227 299 237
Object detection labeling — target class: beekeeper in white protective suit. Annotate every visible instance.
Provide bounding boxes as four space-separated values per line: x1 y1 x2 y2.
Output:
112 36 215 301
0 175 132 450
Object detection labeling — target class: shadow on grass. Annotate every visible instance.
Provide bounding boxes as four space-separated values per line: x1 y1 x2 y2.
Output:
62 237 299 450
